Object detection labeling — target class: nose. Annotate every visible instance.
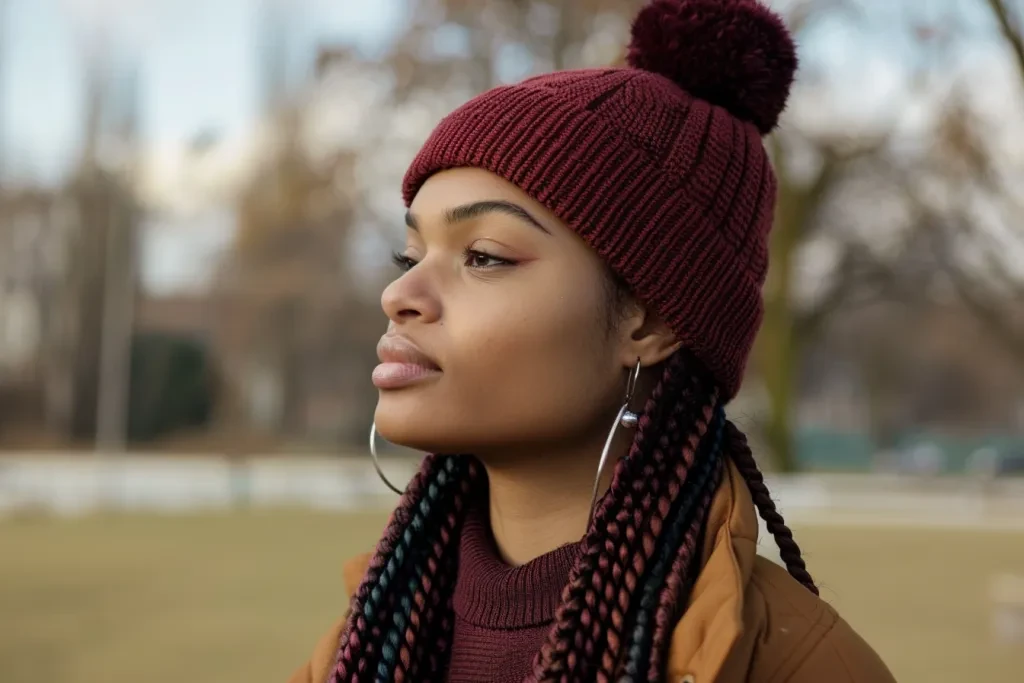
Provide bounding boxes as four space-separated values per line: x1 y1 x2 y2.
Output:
381 269 441 326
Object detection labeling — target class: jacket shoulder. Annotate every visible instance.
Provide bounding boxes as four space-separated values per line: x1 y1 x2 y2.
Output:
286 617 345 683
285 553 371 683
742 556 896 683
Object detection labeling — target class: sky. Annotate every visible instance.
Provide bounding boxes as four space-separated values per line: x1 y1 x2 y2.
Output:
2 0 405 182
4 0 1010 186
1 0 407 292
0 0 1019 293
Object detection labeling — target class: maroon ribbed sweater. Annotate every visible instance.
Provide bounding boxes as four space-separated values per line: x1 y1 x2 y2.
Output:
447 503 579 683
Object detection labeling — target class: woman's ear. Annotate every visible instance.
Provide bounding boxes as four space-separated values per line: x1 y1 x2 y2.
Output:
618 305 682 367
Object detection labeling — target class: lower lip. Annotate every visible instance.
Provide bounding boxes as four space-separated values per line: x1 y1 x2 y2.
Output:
372 362 442 389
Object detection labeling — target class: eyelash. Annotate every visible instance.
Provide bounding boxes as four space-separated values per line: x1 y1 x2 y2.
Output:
390 248 516 272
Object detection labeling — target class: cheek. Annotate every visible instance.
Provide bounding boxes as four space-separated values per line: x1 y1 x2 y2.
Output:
456 287 617 444
375 271 620 453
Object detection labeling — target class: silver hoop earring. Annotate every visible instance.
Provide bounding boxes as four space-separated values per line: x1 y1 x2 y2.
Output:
369 421 404 495
588 357 642 525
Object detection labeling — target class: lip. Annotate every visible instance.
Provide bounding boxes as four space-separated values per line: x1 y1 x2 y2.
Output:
373 334 442 389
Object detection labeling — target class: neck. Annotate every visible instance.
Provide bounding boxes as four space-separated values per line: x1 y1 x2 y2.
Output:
480 426 631 567
476 372 656 566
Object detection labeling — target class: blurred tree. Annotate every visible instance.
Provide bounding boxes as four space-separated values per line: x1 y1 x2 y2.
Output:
913 106 1024 364
738 0 1023 470
34 47 142 447
61 163 137 444
0 187 67 441
214 9 381 444
757 132 892 471
321 0 645 100
749 1 899 471
214 104 368 438
904 0 1024 363
805 0 1024 451
987 0 1024 78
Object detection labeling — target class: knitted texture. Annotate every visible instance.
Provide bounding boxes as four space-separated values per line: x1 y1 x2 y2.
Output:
447 506 579 683
402 0 798 400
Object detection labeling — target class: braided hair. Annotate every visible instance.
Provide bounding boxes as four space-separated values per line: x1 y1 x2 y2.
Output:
333 351 815 682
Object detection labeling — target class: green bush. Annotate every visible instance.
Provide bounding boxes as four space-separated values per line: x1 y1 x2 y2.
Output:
127 333 217 442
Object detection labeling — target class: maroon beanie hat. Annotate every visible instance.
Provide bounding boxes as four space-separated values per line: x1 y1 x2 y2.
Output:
402 0 797 400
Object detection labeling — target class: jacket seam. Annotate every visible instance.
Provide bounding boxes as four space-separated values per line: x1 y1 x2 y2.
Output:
749 568 835 683
764 607 840 683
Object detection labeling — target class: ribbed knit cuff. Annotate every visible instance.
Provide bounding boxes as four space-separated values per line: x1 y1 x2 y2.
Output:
453 505 579 629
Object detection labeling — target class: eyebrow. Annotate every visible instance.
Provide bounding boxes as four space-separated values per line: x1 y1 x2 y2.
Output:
404 200 551 235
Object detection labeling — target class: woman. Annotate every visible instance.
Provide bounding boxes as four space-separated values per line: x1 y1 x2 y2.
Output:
291 0 896 681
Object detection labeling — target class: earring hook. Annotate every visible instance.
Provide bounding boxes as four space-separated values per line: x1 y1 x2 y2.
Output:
588 357 642 524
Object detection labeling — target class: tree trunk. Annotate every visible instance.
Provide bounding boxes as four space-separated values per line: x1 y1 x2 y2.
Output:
759 195 801 472
755 136 807 472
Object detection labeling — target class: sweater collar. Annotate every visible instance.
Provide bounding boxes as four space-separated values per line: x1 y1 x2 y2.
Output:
452 498 580 629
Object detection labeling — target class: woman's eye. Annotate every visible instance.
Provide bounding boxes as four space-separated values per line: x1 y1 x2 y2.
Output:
391 251 418 272
391 249 514 272
464 249 514 269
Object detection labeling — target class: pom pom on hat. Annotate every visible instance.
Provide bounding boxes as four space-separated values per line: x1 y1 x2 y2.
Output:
627 0 797 135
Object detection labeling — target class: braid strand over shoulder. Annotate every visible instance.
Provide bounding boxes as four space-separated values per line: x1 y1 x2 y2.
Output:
725 420 818 595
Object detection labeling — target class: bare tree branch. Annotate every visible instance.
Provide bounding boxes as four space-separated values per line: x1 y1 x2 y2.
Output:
795 241 893 339
787 0 862 35
904 189 1024 362
985 0 1024 86
941 251 1024 363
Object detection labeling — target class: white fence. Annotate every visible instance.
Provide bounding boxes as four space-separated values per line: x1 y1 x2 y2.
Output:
0 454 419 516
1 454 1023 531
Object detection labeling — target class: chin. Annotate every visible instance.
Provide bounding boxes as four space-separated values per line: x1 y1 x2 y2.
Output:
374 394 508 456
375 395 458 454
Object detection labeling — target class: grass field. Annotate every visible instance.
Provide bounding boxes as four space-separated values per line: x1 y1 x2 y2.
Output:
1 511 1022 683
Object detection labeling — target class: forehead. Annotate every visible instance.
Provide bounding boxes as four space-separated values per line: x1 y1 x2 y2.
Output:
405 168 612 285
410 168 559 225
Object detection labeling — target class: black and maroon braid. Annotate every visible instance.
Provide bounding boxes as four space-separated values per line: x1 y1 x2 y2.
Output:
333 454 480 682
334 353 816 683
725 421 818 595
530 353 719 682
623 405 727 682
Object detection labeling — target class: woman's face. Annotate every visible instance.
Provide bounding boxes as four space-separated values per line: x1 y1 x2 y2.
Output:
374 168 633 459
